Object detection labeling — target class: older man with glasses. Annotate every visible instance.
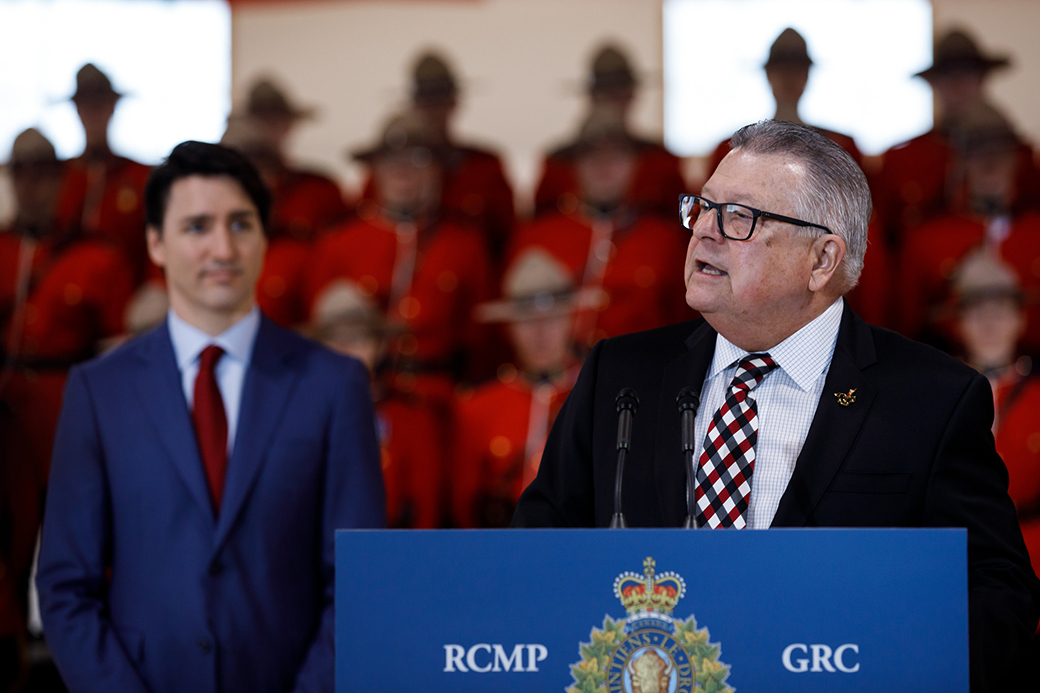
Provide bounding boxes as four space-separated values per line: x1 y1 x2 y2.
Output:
512 119 1039 691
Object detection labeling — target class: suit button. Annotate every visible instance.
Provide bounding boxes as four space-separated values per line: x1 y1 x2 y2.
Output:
209 562 224 576
197 638 212 654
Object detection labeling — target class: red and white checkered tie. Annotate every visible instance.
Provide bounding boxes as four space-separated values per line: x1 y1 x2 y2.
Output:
695 353 778 529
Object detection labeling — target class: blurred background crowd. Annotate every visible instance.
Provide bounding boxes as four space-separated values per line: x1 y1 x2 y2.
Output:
4 0 1040 689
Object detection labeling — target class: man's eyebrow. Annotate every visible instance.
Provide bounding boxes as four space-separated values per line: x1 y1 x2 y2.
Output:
227 208 258 220
701 185 761 208
180 213 214 227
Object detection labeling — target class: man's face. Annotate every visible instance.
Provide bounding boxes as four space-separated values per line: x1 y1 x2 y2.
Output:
930 70 985 119
508 312 574 375
964 148 1017 210
374 150 441 217
414 98 456 136
12 162 63 230
575 143 637 209
147 175 267 331
958 296 1024 369
252 113 294 154
684 150 823 346
765 64 810 105
74 98 116 149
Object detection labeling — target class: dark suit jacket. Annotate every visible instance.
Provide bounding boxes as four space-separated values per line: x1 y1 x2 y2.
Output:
37 316 386 693
513 305 1040 690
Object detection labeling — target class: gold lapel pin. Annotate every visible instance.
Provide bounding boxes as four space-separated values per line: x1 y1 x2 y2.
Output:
834 388 857 407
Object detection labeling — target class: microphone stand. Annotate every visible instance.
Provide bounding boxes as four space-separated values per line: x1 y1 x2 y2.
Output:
610 388 639 528
677 386 701 529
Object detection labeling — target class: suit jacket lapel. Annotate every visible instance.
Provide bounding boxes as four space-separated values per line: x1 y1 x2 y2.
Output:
134 324 216 526
654 321 718 526
771 305 878 527
214 318 300 550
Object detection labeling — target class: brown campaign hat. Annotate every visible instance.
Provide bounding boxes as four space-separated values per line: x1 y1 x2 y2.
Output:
588 44 638 95
554 106 643 160
764 28 813 68
70 63 122 103
350 109 447 162
915 29 1010 81
7 128 58 167
411 51 459 104
475 248 604 323
246 77 316 120
952 249 1023 308
220 113 278 157
311 279 401 336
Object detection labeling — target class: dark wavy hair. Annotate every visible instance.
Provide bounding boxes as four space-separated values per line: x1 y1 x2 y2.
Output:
144 140 272 235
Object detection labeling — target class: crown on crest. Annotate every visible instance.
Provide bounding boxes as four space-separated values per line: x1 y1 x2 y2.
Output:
613 557 686 615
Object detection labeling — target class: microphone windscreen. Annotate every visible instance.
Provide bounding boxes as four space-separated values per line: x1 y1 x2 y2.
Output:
676 386 700 412
616 387 639 412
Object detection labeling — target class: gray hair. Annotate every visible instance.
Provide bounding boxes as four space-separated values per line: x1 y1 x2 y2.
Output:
729 120 871 291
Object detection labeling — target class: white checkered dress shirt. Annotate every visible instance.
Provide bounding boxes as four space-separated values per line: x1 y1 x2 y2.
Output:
693 298 844 529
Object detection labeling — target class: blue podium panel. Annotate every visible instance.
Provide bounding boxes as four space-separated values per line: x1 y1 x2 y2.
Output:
335 528 967 692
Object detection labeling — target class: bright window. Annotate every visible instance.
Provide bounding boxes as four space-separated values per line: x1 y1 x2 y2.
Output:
0 0 231 164
663 0 933 156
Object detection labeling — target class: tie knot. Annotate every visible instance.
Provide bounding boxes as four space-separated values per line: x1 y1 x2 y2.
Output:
731 353 777 392
199 344 225 372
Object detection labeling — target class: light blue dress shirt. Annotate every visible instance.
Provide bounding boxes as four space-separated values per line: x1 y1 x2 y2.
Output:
167 307 261 455
695 297 844 528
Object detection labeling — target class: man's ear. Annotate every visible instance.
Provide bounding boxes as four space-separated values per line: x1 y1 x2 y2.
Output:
807 234 846 293
145 225 166 269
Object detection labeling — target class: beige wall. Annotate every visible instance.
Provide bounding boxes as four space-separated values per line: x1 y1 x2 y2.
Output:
231 0 665 211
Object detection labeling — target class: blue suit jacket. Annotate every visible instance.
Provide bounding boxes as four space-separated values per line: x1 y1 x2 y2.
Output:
37 316 386 693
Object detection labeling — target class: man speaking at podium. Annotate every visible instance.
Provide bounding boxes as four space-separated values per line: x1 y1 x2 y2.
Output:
512 121 1039 689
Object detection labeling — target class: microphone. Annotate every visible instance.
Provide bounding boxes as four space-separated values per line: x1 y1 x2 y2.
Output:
610 388 639 529
676 386 701 529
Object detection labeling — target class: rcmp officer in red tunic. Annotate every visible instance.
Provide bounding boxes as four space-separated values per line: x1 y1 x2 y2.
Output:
952 252 1040 609
899 104 1040 352
307 109 495 419
875 29 1040 247
454 249 594 527
706 28 864 178
2 128 135 480
239 77 349 243
534 44 687 222
1 129 134 681
513 107 691 350
361 51 516 261
310 280 444 529
54 63 152 283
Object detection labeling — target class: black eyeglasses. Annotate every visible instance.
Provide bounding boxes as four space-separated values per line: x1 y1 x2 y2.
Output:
679 194 831 241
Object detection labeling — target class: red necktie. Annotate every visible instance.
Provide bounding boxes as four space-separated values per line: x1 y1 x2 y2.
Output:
193 345 228 511
694 353 778 529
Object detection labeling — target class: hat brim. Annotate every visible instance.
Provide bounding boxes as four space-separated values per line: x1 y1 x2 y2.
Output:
475 288 606 323
251 105 317 121
763 56 813 69
349 142 446 163
915 56 1010 80
553 135 646 161
55 89 123 106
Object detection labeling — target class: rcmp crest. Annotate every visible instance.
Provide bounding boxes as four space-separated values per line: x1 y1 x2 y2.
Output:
568 557 733 693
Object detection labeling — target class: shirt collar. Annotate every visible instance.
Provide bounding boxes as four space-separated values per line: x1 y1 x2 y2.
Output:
708 297 844 391
168 307 261 371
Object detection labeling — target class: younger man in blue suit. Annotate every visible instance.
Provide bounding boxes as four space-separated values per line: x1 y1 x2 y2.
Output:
37 141 386 693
